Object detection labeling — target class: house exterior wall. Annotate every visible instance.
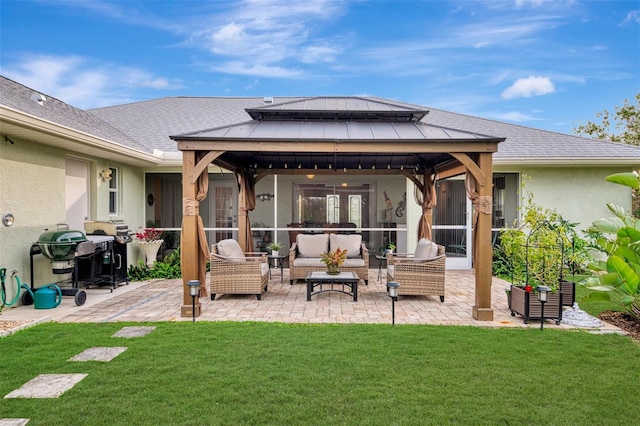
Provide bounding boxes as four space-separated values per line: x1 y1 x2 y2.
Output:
0 134 146 303
518 166 633 231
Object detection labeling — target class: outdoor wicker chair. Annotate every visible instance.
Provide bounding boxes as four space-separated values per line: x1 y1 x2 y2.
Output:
210 239 269 300
386 239 446 302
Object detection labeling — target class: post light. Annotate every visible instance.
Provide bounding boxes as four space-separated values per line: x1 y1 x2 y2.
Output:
187 280 200 322
537 285 550 330
386 281 400 326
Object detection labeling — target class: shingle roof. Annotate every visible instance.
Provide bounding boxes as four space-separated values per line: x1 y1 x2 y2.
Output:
3 73 639 165
0 76 151 153
90 95 640 164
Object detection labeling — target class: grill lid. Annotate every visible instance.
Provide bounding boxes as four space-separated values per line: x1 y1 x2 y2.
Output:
37 224 87 261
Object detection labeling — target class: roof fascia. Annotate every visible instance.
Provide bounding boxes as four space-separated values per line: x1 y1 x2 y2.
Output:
1 105 161 167
175 139 501 154
493 158 640 167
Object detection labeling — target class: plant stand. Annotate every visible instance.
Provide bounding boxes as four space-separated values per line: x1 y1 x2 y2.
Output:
509 285 563 325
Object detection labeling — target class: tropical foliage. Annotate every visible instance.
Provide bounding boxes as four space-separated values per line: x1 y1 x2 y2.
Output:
583 172 640 321
128 248 182 281
494 195 590 292
321 247 347 267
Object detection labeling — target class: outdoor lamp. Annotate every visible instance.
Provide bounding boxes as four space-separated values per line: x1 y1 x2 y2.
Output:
2 213 15 227
537 285 551 330
187 280 200 322
386 281 400 326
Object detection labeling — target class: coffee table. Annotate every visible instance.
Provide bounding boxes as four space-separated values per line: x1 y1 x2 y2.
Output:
305 271 359 301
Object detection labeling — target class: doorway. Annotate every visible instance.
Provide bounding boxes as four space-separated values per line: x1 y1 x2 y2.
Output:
65 157 89 230
433 178 472 269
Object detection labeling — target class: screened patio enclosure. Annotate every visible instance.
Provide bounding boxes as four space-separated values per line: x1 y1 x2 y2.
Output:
171 97 504 320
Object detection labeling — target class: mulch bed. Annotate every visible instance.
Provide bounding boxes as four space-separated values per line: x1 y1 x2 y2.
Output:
599 311 640 342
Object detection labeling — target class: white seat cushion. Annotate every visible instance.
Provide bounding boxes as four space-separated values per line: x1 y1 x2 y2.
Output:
293 258 326 267
413 238 438 261
217 239 245 262
296 233 329 258
329 234 362 258
260 263 269 277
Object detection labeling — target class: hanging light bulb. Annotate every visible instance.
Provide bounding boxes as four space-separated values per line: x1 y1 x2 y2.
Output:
358 163 362 169
387 164 391 169
284 163 288 168
343 167 347 172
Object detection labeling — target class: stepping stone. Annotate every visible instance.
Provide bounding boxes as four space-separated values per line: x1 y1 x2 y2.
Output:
69 347 127 362
0 419 30 426
112 326 156 338
4 374 87 399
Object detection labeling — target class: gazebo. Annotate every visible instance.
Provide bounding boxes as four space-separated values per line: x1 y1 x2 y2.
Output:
171 97 504 321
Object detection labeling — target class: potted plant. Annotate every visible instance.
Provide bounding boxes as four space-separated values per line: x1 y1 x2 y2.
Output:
268 241 282 256
321 247 347 275
134 226 164 267
385 242 396 255
498 196 587 323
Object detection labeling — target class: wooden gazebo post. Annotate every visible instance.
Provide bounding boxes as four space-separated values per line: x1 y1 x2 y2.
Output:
472 152 494 321
180 151 205 317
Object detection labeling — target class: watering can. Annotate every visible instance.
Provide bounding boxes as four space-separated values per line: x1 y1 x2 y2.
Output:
21 283 62 309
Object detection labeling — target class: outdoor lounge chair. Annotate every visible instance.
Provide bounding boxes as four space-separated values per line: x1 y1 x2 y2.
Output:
210 239 269 300
386 238 446 302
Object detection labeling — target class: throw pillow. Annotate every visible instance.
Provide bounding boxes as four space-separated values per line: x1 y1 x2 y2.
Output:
217 239 245 262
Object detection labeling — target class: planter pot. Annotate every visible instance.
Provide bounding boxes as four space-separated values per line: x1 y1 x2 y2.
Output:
271 250 279 256
326 263 340 275
137 239 164 267
560 280 575 307
509 284 563 325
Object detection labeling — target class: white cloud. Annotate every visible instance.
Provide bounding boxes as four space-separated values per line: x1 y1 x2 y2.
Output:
501 76 555 99
194 0 347 77
620 10 640 26
497 111 538 122
208 61 303 78
1 55 183 108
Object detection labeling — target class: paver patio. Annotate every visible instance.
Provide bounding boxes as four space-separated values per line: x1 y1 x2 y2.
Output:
0 269 622 335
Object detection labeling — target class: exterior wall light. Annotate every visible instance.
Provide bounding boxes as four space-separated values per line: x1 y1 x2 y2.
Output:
2 213 15 227
257 193 274 202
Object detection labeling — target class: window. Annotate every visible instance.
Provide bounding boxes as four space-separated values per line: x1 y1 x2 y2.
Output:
326 194 340 223
109 167 118 215
292 182 372 227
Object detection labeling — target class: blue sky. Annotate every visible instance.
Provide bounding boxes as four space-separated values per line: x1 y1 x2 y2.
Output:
1 0 638 135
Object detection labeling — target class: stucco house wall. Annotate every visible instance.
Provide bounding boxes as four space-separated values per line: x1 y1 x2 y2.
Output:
0 133 147 302
520 166 633 230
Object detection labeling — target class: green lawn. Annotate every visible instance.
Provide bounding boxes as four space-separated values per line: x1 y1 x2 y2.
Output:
1 322 638 425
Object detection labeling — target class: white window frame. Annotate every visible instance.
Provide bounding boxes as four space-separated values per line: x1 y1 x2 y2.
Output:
109 166 119 216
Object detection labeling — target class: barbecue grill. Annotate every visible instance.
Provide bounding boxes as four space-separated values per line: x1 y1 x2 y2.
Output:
36 224 88 274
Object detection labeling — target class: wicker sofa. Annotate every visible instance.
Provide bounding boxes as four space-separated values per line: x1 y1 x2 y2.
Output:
386 238 446 301
210 239 269 300
289 233 369 284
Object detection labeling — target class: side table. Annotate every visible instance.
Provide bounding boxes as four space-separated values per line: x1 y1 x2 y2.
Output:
268 254 287 283
375 254 388 282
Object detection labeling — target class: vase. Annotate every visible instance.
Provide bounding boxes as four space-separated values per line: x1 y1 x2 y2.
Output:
326 263 340 275
138 239 164 267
